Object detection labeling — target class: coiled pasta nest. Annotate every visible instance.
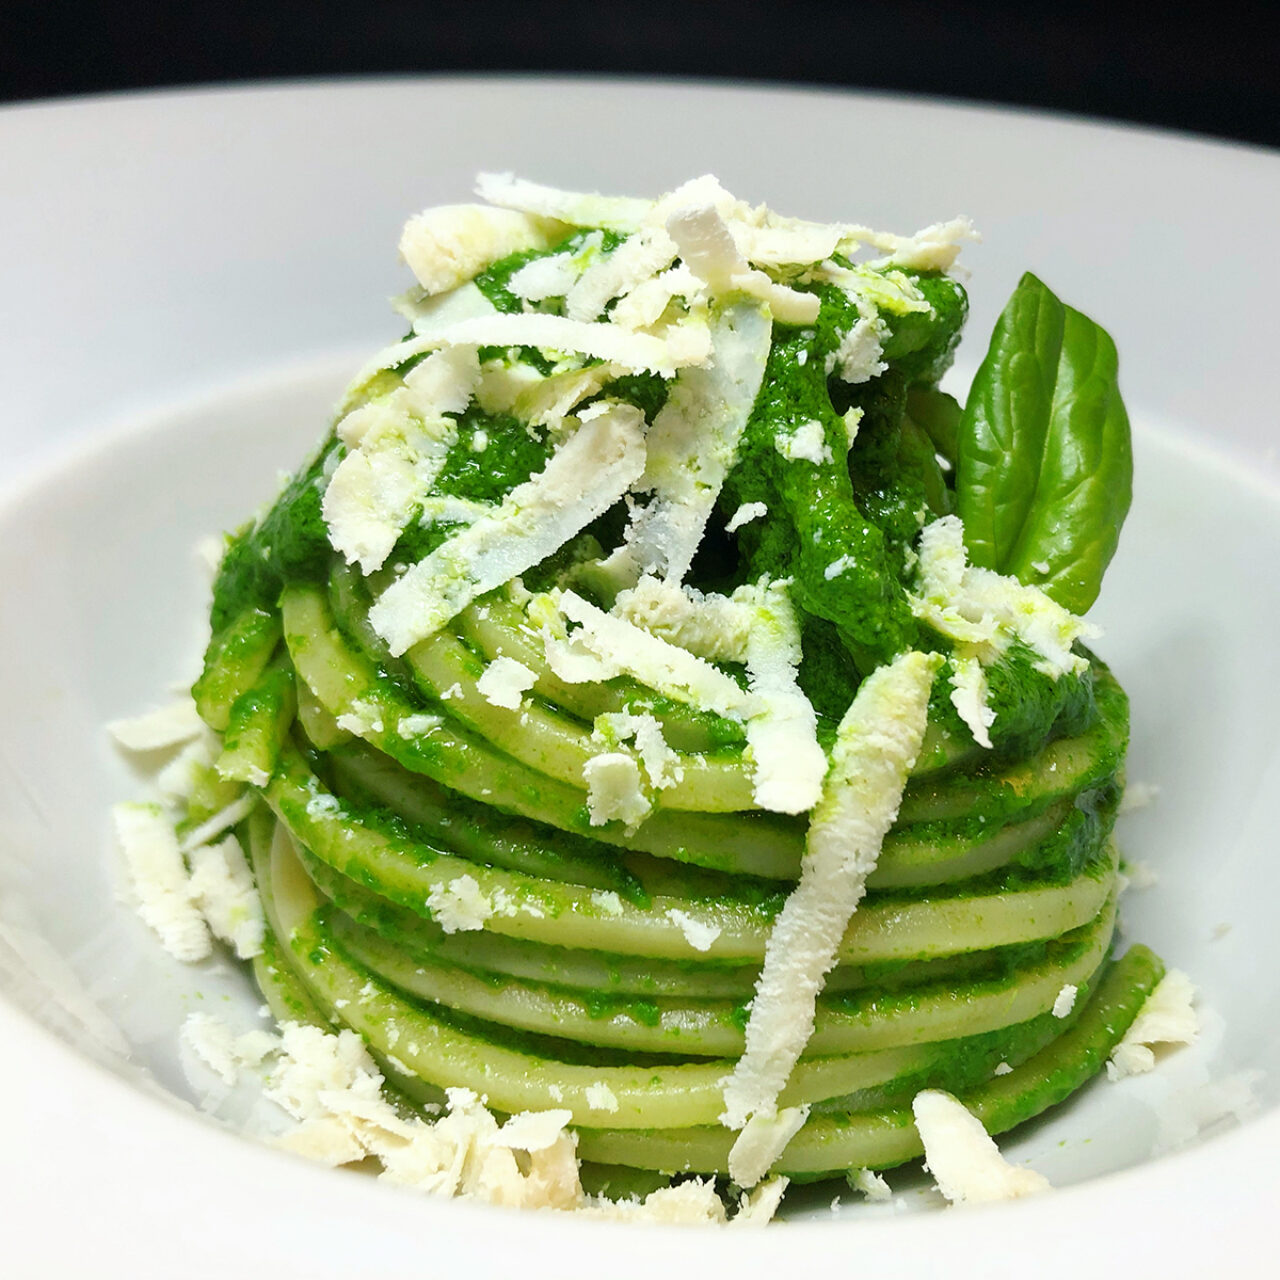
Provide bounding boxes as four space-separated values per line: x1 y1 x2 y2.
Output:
186 176 1160 1191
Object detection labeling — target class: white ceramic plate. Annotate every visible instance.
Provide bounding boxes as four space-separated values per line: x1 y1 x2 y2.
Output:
1 78 1277 1277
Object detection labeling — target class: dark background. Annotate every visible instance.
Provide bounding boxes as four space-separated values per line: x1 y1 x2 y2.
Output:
2 0 1279 150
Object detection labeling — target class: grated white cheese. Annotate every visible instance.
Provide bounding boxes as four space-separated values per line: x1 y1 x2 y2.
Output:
725 501 767 533
584 1082 620 1113
475 655 537 711
1107 969 1199 1081
582 752 651 830
397 713 443 737
508 249 581 302
850 1167 892 1202
665 908 722 953
113 802 211 963
665 199 819 325
910 515 1099 679
425 875 494 933
369 403 647 655
737 579 827 815
566 228 679 322
610 576 825 814
871 216 980 273
108 698 205 752
554 588 751 719
912 1089 1050 1204
323 396 462 575
948 654 996 749
612 576 751 664
720 651 940 1156
383 311 713 382
399 203 563 296
187 834 265 959
181 1012 279 1087
590 890 624 917
774 418 832 466
476 172 653 233
825 312 887 385
842 407 864 449
727 1104 810 1189
823 554 857 582
592 710 681 789
157 734 217 803
598 302 772 588
334 698 385 737
1052 983 1078 1019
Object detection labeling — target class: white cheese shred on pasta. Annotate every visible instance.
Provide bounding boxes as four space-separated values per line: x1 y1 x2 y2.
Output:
551 588 752 719
912 1090 1050 1204
909 515 1100 679
598 301 772 588
398 203 564 296
610 575 825 814
1107 969 1199 1080
369 402 647 655
721 650 941 1180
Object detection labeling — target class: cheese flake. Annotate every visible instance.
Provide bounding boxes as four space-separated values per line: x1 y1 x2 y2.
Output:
426 875 494 933
323 398 461 575
850 1167 892 1202
399 203 563 295
187 833 265 959
113 802 210 962
948 654 996 749
665 908 722 953
738 579 826 814
775 418 832 465
369 403 647 654
725 501 767 533
727 1105 810 1189
910 516 1099 678
596 301 772 587
584 1082 620 1113
476 172 653 232
108 698 205 752
554 588 751 720
721 651 940 1146
1107 969 1199 1080
912 1090 1050 1204
475 655 537 710
582 752 651 830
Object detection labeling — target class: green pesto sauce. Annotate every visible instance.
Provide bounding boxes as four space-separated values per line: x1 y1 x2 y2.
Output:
211 441 338 633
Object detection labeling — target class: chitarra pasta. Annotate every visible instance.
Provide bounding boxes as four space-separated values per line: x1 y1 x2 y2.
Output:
115 176 1193 1217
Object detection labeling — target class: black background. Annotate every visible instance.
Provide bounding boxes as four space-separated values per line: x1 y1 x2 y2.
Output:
2 0 1279 150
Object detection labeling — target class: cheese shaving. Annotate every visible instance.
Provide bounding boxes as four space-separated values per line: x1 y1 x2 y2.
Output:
599 301 772 587
913 1090 1050 1203
720 651 940 1157
1107 969 1199 1080
369 403 647 654
108 698 204 752
399 203 564 295
910 515 1100 678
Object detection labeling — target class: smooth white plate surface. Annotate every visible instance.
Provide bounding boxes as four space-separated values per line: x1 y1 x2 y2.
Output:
1 77 1278 1277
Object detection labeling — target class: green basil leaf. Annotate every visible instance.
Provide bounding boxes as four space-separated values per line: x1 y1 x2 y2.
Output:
955 273 1131 615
